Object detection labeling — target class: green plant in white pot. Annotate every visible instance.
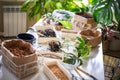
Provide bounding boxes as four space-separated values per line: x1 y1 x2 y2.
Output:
90 0 120 51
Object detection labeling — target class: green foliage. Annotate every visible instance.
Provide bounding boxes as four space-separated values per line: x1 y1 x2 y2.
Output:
21 0 46 20
21 0 90 20
21 0 79 19
22 0 120 31
63 37 91 66
75 37 91 58
59 21 72 29
63 53 83 66
42 12 72 29
90 0 120 31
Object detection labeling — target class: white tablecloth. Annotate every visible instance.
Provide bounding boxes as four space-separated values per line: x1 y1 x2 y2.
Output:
0 19 105 80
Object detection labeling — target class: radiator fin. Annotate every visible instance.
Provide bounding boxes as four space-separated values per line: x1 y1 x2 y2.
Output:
3 5 27 37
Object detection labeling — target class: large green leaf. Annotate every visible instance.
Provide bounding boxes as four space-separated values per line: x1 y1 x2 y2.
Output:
77 37 85 47
34 3 41 14
63 53 77 65
75 37 91 58
21 0 32 11
92 0 107 12
105 8 112 25
44 0 51 8
88 0 100 5
92 0 115 26
81 45 91 58
112 1 120 22
70 8 80 12
56 2 63 9
59 21 72 29
92 0 120 30
93 7 105 24
109 7 113 24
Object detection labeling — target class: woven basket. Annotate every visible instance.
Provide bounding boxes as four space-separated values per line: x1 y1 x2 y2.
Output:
79 29 102 47
1 39 39 78
71 12 97 30
43 61 72 80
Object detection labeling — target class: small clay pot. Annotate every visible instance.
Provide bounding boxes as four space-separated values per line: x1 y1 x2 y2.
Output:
17 33 36 44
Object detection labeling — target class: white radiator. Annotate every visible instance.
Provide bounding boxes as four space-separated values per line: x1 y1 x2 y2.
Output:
3 5 27 37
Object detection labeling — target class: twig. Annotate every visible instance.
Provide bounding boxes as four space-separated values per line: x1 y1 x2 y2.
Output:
77 67 98 80
74 67 85 80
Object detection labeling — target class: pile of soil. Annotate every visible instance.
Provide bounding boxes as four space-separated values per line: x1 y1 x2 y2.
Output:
38 29 56 37
4 39 35 57
80 29 100 37
48 65 69 80
75 12 93 18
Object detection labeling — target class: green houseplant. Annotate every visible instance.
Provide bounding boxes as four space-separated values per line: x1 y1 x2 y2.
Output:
21 0 91 20
21 0 81 20
90 0 120 31
62 37 91 66
89 0 120 51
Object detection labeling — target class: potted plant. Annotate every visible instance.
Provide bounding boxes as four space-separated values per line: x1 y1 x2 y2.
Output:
90 0 120 51
62 37 91 67
101 26 112 52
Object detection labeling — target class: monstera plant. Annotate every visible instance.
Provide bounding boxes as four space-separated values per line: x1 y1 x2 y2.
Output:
89 0 120 51
89 0 120 31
